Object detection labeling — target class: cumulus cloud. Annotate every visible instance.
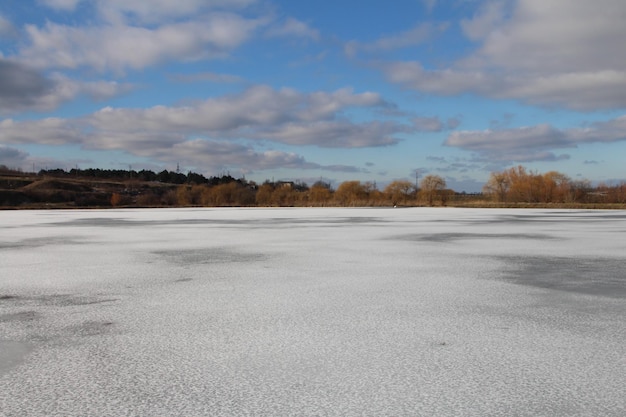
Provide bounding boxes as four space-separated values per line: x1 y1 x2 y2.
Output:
266 18 320 41
102 0 255 23
82 86 396 147
0 60 133 113
0 145 29 166
384 62 626 111
345 23 445 57
39 0 83 11
146 139 320 172
76 78 135 101
39 0 256 22
446 124 571 152
383 0 626 111
473 0 626 73
257 120 403 148
0 14 17 38
444 115 626 162
19 13 263 73
412 116 460 132
322 165 368 173
0 59 54 111
412 116 443 132
460 1 506 41
0 117 326 173
0 85 406 172
0 117 85 145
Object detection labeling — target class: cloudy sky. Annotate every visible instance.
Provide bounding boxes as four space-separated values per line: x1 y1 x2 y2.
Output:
1 0 625 191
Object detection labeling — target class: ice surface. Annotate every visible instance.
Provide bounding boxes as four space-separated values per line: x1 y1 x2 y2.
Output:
1 207 625 416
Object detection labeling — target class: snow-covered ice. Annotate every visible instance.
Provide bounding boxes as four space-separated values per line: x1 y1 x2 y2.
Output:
1 207 625 416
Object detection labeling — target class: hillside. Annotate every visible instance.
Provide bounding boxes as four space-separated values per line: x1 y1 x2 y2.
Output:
0 172 177 208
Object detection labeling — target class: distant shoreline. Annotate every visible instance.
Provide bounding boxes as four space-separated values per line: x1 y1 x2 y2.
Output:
2 169 625 210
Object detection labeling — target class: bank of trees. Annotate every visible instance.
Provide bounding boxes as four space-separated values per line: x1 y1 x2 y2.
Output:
11 165 624 207
135 176 450 207
482 166 626 204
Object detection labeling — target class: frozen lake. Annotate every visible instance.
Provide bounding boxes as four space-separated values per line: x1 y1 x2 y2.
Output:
1 207 625 416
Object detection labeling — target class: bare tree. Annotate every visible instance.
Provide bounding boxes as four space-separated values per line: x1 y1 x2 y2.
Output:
334 181 368 206
384 180 416 206
483 172 510 202
420 175 446 206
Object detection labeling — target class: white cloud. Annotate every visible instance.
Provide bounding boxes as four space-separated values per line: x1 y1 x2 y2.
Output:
444 115 626 162
147 139 320 172
0 117 325 173
0 14 17 38
446 124 571 152
384 62 626 111
0 59 54 112
345 23 445 57
39 0 83 11
19 13 263 73
0 118 85 145
0 145 29 166
96 0 256 24
256 121 403 148
0 86 406 172
383 0 626 111
266 18 320 41
460 1 506 41
0 60 134 113
412 116 459 132
474 0 626 73
413 116 444 132
38 0 256 22
384 61 490 95
82 85 386 136
1 71 424 173
75 78 135 101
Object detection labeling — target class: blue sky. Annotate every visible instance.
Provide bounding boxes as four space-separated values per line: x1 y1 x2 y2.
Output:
1 0 625 192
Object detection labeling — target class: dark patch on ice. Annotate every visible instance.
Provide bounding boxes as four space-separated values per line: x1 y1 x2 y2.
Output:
66 320 116 337
0 310 39 322
0 294 118 308
0 340 34 377
34 294 119 307
174 277 193 282
0 294 19 300
323 216 383 224
154 248 267 265
394 232 555 243
494 256 626 298
0 236 86 250
477 211 626 225
53 215 386 228
47 217 138 227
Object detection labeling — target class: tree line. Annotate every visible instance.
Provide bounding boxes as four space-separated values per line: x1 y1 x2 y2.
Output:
26 167 452 207
116 176 452 207
3 165 624 207
482 165 626 204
